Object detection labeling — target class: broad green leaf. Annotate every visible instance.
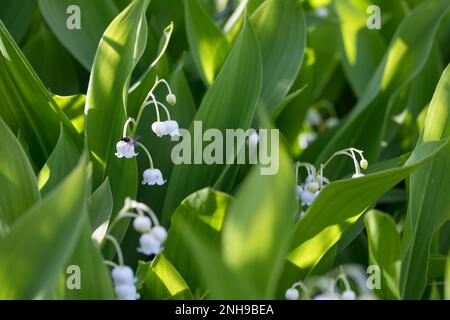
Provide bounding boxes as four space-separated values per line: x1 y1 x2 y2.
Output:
446 253 450 299
138 254 192 300
86 0 149 216
38 0 119 70
165 188 233 292
286 140 446 280
364 210 401 299
0 157 88 299
89 178 113 237
335 0 386 97
184 0 230 85
0 20 81 167
54 94 86 134
427 254 448 282
252 0 306 112
0 118 39 238
162 15 262 224
313 0 450 179
0 0 35 43
222 144 295 299
37 125 80 195
61 219 115 300
22 22 79 95
401 63 450 299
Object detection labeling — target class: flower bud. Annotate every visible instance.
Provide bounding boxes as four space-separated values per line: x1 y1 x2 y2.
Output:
360 159 368 170
133 215 152 233
285 288 299 300
166 94 177 106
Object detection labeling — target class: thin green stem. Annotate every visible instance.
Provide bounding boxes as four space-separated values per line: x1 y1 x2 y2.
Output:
105 235 124 266
136 142 154 169
122 118 136 137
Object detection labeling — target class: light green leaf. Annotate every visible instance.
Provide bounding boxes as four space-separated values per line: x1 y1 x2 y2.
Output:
184 0 231 85
37 125 80 195
165 188 233 292
0 118 40 238
162 15 262 224
0 156 88 299
138 255 192 300
38 0 119 70
89 178 113 235
54 94 86 134
364 210 401 299
401 63 450 299
0 20 81 167
222 143 295 299
287 140 447 280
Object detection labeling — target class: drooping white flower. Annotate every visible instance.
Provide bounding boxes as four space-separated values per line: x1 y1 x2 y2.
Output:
315 7 329 18
133 215 152 233
165 120 180 136
285 288 299 300
115 284 140 300
137 233 163 256
115 140 138 159
299 132 318 150
326 117 340 128
142 168 166 186
341 290 356 300
248 132 259 147
301 190 319 206
111 266 135 285
360 159 368 170
151 121 168 137
150 226 168 243
352 173 365 178
307 109 322 126
305 181 319 193
166 94 177 106
296 185 304 201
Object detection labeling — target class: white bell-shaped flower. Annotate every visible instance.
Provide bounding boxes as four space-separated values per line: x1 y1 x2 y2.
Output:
341 290 356 300
166 94 177 106
305 181 319 193
137 233 163 256
111 266 135 285
165 120 179 136
115 140 138 159
151 121 168 137
142 168 166 186
285 288 299 300
115 284 139 300
296 185 304 201
150 226 168 243
360 159 368 170
133 215 152 233
301 190 319 206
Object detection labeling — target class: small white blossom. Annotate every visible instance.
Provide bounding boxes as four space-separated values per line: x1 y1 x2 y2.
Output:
151 121 168 137
137 233 163 256
296 185 304 201
352 173 365 178
315 7 329 18
111 266 135 285
360 159 368 170
165 120 180 136
307 109 322 126
299 132 317 150
115 140 138 159
150 226 168 243
133 215 152 233
142 168 166 186
341 290 356 300
301 190 319 206
166 94 177 106
115 284 140 300
326 117 340 128
285 288 299 300
305 181 319 193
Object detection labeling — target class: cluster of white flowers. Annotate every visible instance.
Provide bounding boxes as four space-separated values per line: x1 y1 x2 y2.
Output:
115 78 180 186
285 266 376 300
295 148 368 218
104 198 168 300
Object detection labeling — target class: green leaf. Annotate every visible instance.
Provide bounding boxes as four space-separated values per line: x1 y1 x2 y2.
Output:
138 255 192 300
37 125 80 195
0 20 81 167
0 0 35 43
314 0 450 178
0 118 40 238
162 15 262 224
38 0 119 70
364 210 401 299
165 188 233 292
0 156 88 299
335 0 386 97
184 0 230 85
446 253 450 300
286 140 447 280
53 94 86 134
401 63 450 299
222 144 295 299
89 178 113 237
86 0 149 215
252 0 306 112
